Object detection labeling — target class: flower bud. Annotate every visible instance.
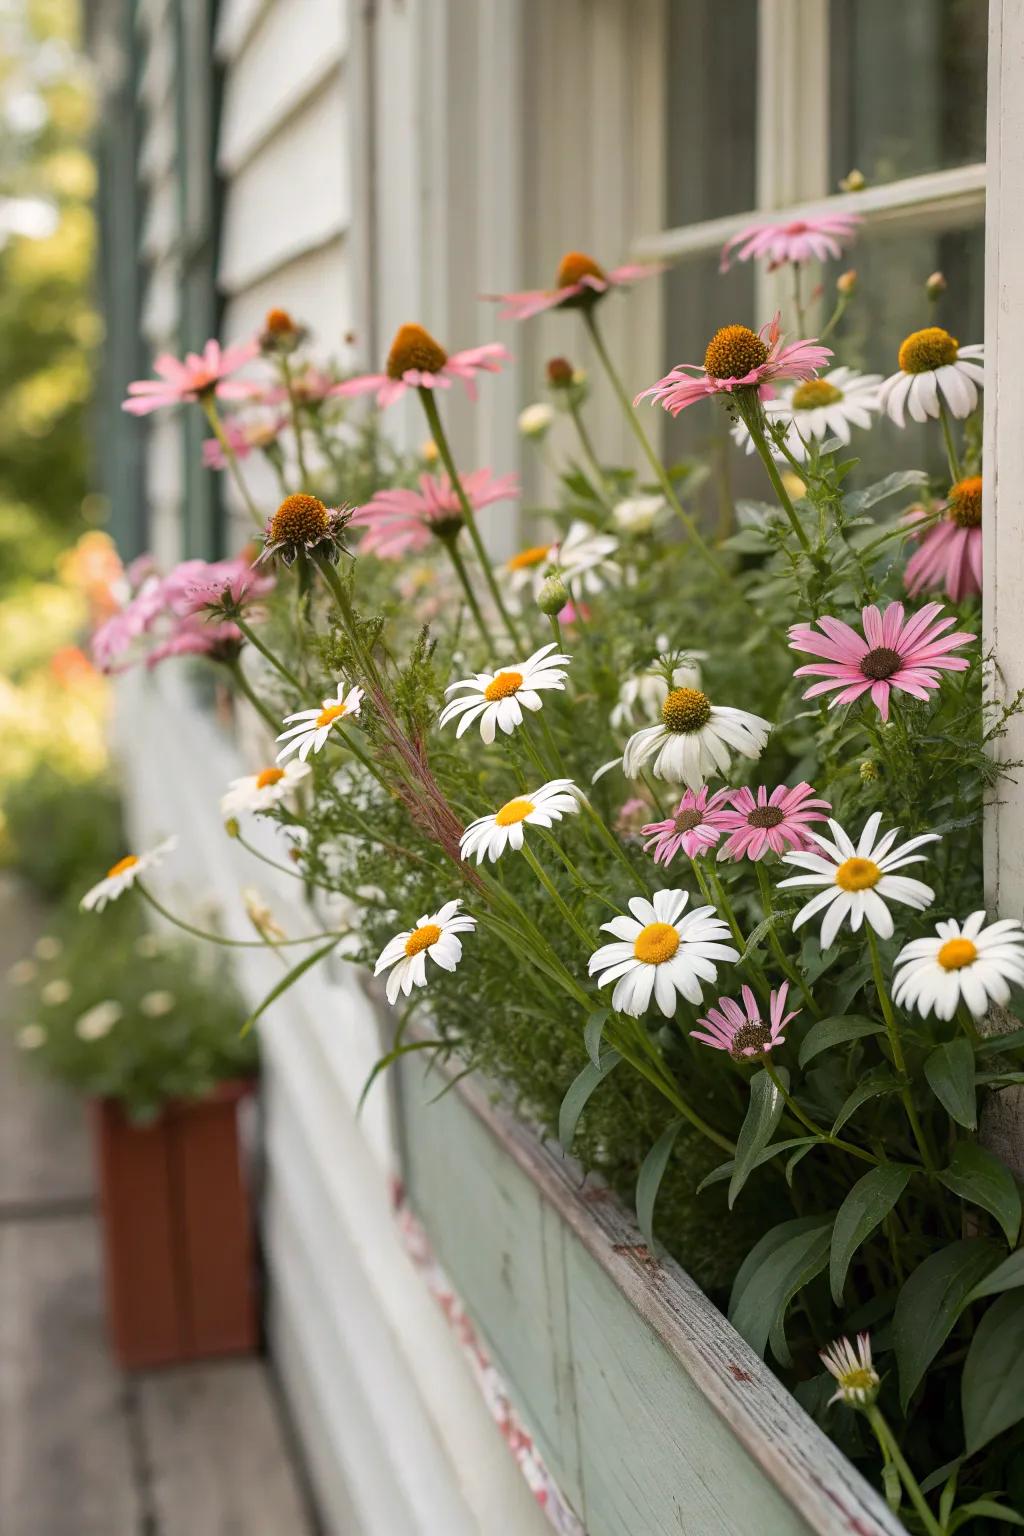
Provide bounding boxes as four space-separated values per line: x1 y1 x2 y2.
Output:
836 269 858 296
839 168 866 193
925 270 947 299
859 759 879 783
546 357 574 387
518 402 555 440
537 571 569 615
420 438 439 465
224 817 240 839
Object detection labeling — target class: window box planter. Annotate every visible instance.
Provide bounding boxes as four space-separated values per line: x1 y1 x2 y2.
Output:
396 1054 908 1536
91 1079 259 1370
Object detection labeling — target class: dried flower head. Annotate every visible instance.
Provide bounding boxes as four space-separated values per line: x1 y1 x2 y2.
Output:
260 307 309 354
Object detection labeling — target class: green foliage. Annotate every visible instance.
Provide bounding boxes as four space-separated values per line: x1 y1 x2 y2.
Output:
3 764 122 898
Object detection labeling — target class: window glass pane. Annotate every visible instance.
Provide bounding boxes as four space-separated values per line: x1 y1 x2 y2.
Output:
829 0 987 186
662 0 758 480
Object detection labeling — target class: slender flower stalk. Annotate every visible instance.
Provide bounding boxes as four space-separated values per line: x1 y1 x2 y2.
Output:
136 883 346 950
867 927 935 1174
225 655 285 735
233 612 304 694
864 1408 943 1536
201 395 264 529
443 535 495 647
735 394 811 552
936 398 962 484
755 862 819 1016
280 353 312 483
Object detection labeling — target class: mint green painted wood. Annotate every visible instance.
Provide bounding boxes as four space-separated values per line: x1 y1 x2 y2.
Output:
397 1054 908 1536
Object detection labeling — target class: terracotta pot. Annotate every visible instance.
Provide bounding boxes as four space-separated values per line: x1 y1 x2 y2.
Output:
91 1079 259 1370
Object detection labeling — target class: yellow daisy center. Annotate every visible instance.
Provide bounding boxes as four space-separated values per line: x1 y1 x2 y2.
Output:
387 323 448 380
270 493 329 546
484 670 524 702
107 855 139 878
703 325 769 381
508 543 552 571
792 379 843 409
256 766 286 789
556 251 606 288
949 475 982 528
898 326 959 373
835 857 881 892
937 936 978 971
495 797 535 827
662 687 712 733
315 702 348 728
840 1367 878 1394
633 921 681 965
404 922 442 957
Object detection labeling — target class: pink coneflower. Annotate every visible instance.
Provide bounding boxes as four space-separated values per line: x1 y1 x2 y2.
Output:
615 797 651 839
488 250 663 322
719 215 860 273
904 477 982 603
201 415 286 469
122 339 258 416
789 600 975 721
332 323 508 409
691 982 797 1059
642 786 733 865
91 576 166 671
350 469 519 559
717 783 831 862
162 555 275 616
635 314 831 416
146 618 242 668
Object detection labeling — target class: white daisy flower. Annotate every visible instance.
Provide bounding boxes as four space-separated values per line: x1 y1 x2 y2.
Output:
731 367 883 462
80 837 178 913
622 686 770 788
438 641 571 743
459 779 581 864
374 898 477 1005
879 327 984 426
612 494 667 534
276 680 364 763
41 979 71 1005
220 759 311 816
610 649 704 733
588 889 738 1018
518 402 555 439
17 1024 46 1051
504 520 620 603
820 1333 880 1409
778 811 938 950
892 911 1024 1020
75 1000 123 1040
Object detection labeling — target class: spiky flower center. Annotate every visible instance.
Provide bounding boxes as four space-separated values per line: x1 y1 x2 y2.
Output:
405 922 442 957
265 307 296 334
107 855 139 878
704 325 769 381
387 323 448 379
256 767 285 789
938 937 978 971
950 475 982 528
557 251 606 288
747 805 785 829
674 807 705 832
633 921 681 965
484 670 524 702
861 646 902 680
508 543 552 571
792 379 842 409
898 326 959 373
315 702 348 729
835 857 881 892
731 1021 772 1058
271 493 329 546
662 687 712 733
495 797 535 827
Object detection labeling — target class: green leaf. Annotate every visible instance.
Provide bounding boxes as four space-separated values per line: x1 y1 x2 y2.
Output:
844 469 928 515
635 1119 683 1250
729 1218 833 1363
938 1142 1022 1247
241 934 343 1036
583 1008 609 1068
729 1215 828 1319
358 1037 447 1115
737 912 788 962
967 1246 1024 1303
831 1064 901 1135
949 1500 1024 1530
695 1137 819 1194
558 1051 621 1151
798 1014 884 1069
924 1038 977 1130
729 1067 787 1209
962 1291 1024 1456
893 1239 1000 1409
830 1163 914 1305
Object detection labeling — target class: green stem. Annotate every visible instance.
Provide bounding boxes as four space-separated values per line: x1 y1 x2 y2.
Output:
442 536 496 648
739 397 812 552
867 927 935 1174
233 613 305 694
818 291 851 344
567 396 612 506
865 1408 942 1536
548 615 564 649
764 1059 877 1166
137 883 346 950
613 1015 736 1154
225 656 283 735
280 354 311 484
790 261 807 338
201 395 264 530
522 841 596 950
937 399 962 485
755 861 820 1016
233 828 308 881
418 388 524 649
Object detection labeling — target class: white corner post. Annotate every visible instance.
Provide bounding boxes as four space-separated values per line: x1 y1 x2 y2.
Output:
982 0 1024 1171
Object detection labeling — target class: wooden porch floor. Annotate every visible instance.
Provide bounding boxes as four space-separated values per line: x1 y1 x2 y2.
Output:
0 876 320 1535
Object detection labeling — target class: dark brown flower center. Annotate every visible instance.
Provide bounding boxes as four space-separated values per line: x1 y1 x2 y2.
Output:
747 805 785 828
731 1022 772 1058
387 323 448 379
704 325 769 381
270 493 329 545
674 807 705 832
860 646 903 681
662 687 712 733
949 475 982 528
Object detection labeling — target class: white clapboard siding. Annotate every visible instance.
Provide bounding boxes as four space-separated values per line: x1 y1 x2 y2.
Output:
213 0 268 65
222 238 355 354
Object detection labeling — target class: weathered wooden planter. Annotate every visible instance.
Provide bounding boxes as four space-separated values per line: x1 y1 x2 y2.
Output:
92 1079 259 1370
397 1055 908 1536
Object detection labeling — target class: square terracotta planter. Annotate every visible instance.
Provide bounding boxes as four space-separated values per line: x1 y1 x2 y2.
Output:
91 1079 259 1370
